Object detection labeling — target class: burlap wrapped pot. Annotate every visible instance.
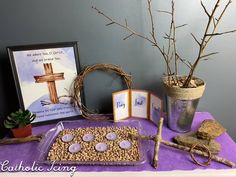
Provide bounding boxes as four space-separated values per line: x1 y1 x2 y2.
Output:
162 76 206 132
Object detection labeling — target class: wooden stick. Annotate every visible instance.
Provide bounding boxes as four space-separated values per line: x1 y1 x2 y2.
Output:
0 134 43 145
132 133 235 168
161 140 235 167
153 117 164 168
130 124 236 168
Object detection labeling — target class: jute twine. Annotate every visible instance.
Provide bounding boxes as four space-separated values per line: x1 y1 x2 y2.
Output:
72 63 132 120
163 76 206 100
190 143 212 166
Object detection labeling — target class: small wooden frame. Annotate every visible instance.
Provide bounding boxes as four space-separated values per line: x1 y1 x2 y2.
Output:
149 93 163 124
7 42 83 124
112 90 130 121
112 89 163 124
131 90 149 119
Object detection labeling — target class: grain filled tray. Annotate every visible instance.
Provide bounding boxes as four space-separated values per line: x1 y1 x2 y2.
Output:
37 119 147 165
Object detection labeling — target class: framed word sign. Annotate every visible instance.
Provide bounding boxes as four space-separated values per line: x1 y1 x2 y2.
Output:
112 89 163 125
7 42 83 124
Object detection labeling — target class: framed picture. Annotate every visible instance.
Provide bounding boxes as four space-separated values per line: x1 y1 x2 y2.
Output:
7 41 83 124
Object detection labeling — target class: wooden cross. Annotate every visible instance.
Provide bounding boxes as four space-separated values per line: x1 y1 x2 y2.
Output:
130 117 163 168
34 63 64 104
130 117 235 169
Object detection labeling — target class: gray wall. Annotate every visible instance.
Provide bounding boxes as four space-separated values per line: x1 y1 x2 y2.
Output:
0 0 236 140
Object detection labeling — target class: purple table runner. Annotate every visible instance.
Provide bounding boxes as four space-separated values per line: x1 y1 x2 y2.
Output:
0 112 236 172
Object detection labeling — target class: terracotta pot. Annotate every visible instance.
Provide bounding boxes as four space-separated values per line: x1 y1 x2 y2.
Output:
11 124 32 138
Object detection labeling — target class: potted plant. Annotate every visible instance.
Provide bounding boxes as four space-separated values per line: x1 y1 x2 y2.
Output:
92 0 235 132
4 109 36 138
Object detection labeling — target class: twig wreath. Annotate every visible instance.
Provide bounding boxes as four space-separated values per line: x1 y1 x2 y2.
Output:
72 63 132 120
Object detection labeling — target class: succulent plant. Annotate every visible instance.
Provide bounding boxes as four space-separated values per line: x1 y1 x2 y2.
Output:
4 109 36 129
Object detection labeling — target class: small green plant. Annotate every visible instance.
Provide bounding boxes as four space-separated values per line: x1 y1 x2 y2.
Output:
4 109 36 129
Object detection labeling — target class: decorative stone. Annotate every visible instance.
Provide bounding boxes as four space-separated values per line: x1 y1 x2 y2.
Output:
119 140 132 150
69 143 81 153
61 134 74 142
95 143 108 152
197 119 226 140
174 133 221 154
106 132 117 140
82 133 95 142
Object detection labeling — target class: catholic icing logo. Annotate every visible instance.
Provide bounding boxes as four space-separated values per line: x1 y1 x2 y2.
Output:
0 160 76 175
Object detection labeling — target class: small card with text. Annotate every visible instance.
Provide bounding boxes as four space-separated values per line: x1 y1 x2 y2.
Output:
112 89 163 125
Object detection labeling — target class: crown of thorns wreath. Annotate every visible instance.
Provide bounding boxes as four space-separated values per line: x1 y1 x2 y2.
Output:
72 63 132 120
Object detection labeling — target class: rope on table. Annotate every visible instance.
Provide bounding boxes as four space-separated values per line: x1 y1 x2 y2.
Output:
190 143 212 166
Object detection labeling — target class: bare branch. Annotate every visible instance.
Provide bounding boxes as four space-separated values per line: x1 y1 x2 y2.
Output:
156 10 172 15
123 33 134 40
164 33 170 38
176 24 187 29
92 5 174 78
92 6 114 22
176 53 192 69
164 36 174 40
201 1 210 18
92 0 234 88
106 22 115 26
187 61 193 68
213 18 217 28
200 52 219 59
147 0 158 44
92 6 156 45
202 0 232 50
191 33 201 46
169 0 179 82
218 0 232 21
202 58 215 61
148 0 174 79
206 29 236 36
169 51 174 62
163 32 173 40
183 0 223 87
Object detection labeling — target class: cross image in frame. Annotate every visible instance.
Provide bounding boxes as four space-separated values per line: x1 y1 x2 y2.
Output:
7 42 83 124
